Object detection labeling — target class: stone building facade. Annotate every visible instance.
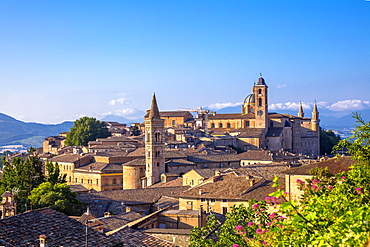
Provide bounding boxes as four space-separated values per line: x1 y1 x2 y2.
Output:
207 75 320 156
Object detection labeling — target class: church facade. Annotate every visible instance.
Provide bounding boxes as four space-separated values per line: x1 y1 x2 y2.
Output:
207 75 320 156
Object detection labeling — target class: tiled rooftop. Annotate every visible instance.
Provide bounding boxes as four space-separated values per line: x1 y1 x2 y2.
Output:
283 156 355 175
110 226 174 246
237 150 274 161
0 208 121 246
180 172 283 201
187 154 240 163
78 186 190 217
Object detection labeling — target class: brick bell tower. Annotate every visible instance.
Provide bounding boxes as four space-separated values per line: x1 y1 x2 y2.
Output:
145 93 165 187
253 74 269 130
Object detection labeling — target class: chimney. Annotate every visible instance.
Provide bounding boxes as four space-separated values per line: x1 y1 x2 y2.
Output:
215 170 221 176
39 235 48 247
125 206 131 213
249 179 255 186
245 175 250 180
104 212 111 217
199 189 203 195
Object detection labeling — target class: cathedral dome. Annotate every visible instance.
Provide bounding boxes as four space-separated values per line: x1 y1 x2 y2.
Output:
244 93 255 104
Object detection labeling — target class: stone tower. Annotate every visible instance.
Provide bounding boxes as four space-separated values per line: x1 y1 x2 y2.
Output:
311 101 320 132
145 93 165 187
311 101 320 156
298 102 304 118
253 75 269 130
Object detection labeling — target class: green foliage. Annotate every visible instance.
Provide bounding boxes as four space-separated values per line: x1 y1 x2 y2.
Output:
190 201 271 246
65 117 110 146
320 128 341 155
29 182 85 215
45 160 67 185
0 149 44 199
190 113 370 246
130 125 141 136
334 112 370 164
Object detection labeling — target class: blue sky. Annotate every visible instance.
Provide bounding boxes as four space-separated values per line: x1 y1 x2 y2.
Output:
1 0 369 124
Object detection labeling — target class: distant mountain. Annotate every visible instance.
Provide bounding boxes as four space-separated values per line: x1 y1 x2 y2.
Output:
100 115 143 125
0 113 73 149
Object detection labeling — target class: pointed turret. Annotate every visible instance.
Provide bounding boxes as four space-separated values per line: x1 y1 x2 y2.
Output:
312 101 319 121
149 93 161 120
311 101 320 132
298 102 304 118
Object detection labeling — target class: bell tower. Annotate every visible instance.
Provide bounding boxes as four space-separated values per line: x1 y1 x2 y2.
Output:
253 74 269 130
145 93 165 187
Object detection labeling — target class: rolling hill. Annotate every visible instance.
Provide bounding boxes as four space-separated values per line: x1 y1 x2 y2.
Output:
0 113 74 149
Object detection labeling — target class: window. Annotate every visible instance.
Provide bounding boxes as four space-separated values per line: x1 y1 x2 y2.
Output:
155 132 160 142
222 199 227 202
227 123 231 128
204 164 208 168
244 121 250 127
172 120 176 126
112 178 117 184
96 179 99 185
81 178 84 184
219 123 223 128
258 89 262 95
201 198 206 202
75 178 78 183
259 98 262 106
211 199 216 203
211 123 215 128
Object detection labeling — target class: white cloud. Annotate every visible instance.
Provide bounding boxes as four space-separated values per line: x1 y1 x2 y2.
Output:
208 102 242 110
277 84 287 89
108 98 132 106
325 99 370 111
269 102 311 111
269 99 370 113
114 108 145 119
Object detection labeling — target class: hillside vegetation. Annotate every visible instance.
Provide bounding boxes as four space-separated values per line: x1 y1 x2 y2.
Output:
0 113 73 148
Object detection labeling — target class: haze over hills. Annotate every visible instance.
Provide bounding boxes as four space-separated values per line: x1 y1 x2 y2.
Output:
0 113 74 149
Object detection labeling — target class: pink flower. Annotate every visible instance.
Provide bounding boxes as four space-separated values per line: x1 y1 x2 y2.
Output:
256 228 264 235
269 213 277 219
312 179 320 184
232 245 240 247
252 204 259 210
235 225 244 231
356 188 362 194
328 185 333 190
261 241 268 245
341 176 346 180
247 222 254 227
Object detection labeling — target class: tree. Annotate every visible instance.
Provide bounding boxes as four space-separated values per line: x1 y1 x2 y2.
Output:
45 160 67 185
29 182 85 215
320 128 341 155
0 149 44 198
130 125 141 136
65 117 110 146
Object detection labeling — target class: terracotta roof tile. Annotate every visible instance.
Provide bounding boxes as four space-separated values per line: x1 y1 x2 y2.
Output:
237 150 274 161
0 208 121 246
110 227 174 246
180 173 283 201
283 156 355 175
